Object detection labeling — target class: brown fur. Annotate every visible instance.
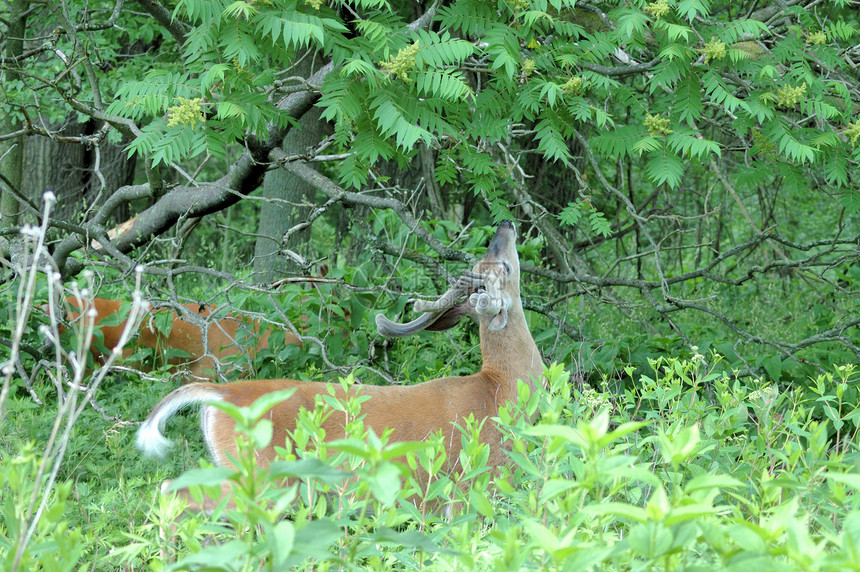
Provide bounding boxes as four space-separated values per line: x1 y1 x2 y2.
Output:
65 298 301 380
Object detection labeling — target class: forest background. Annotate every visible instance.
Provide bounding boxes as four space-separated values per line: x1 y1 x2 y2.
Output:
1 0 859 569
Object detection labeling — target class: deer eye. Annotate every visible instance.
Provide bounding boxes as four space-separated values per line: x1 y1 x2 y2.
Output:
503 262 511 274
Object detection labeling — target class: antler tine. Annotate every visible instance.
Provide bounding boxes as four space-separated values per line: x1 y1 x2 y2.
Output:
454 270 485 286
412 272 485 313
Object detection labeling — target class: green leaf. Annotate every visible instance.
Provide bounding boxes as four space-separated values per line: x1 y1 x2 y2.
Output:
633 135 661 154
174 540 249 569
268 458 352 485
415 70 473 101
763 119 816 164
702 70 745 114
534 118 572 164
602 421 650 447
839 188 860 213
414 29 476 67
675 0 711 21
381 441 429 461
367 462 402 505
664 505 720 525
248 418 273 448
666 131 721 159
593 125 644 158
582 502 648 523
371 97 433 149
675 74 703 123
684 474 744 493
248 389 297 421
523 424 586 447
824 473 860 490
367 527 456 554
485 24 520 79
656 22 693 42
628 523 674 558
523 519 561 552
255 10 325 49
615 8 649 40
539 478 580 503
265 521 295 568
645 147 685 188
168 467 235 491
717 19 769 43
284 520 343 566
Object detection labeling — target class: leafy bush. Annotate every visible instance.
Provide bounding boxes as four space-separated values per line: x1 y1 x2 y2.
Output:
99 360 860 570
0 443 85 572
4 310 860 570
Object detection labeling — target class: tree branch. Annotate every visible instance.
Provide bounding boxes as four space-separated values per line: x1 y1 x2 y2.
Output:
136 0 189 47
277 157 473 266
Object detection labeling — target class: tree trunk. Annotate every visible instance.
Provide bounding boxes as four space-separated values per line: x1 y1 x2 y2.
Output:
253 106 330 282
22 115 137 225
23 117 87 222
0 0 29 227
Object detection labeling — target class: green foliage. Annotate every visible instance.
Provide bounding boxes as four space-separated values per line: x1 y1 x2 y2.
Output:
9 360 858 569
64 0 855 206
558 200 612 237
3 230 860 570
645 144 686 188
0 444 85 571
3 0 859 237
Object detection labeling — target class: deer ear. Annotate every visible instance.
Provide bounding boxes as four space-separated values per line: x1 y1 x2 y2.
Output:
486 307 508 331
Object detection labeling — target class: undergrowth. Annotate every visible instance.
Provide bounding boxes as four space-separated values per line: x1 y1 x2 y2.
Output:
3 356 860 570
2 202 860 570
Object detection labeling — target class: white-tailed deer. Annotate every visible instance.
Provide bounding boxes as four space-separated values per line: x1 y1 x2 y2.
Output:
65 298 301 380
136 221 543 512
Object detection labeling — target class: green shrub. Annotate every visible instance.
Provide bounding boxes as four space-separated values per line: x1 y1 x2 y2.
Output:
104 360 860 570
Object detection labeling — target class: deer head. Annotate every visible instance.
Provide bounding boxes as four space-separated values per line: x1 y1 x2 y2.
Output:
376 220 520 336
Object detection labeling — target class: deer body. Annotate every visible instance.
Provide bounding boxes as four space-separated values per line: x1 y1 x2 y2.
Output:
137 222 543 510
67 298 300 380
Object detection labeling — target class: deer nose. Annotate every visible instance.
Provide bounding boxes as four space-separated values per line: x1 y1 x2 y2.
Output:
486 220 516 255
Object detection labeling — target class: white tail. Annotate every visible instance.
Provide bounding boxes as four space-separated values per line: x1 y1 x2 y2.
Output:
136 221 543 511
65 298 301 380
135 383 225 458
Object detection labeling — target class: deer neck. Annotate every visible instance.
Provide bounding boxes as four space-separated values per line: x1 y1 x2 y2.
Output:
478 302 542 396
